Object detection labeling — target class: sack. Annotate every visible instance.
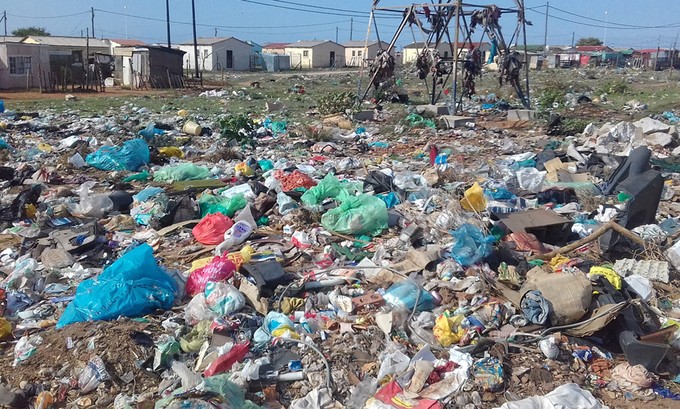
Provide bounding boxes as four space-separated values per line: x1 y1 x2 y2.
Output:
153 163 211 183
321 194 388 236
450 223 494 266
198 193 247 217
192 213 234 245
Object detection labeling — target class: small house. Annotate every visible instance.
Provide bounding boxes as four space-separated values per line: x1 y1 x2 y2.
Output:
262 43 289 55
178 37 250 71
128 46 185 89
402 41 490 64
284 40 345 69
0 37 42 89
343 40 389 67
107 39 146 84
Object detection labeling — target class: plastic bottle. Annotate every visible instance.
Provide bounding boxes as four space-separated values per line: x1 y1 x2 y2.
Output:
34 391 54 409
214 221 253 255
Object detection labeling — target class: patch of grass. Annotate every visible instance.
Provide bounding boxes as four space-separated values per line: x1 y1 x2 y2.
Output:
598 79 629 95
317 91 356 115
557 117 590 135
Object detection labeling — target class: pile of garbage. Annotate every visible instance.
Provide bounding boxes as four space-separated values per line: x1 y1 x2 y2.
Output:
0 97 679 409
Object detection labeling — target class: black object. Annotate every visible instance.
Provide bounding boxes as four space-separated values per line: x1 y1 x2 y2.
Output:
108 191 133 212
0 166 14 181
603 146 652 195
0 185 42 221
157 195 196 228
242 260 292 290
364 171 395 194
536 188 578 205
600 169 664 252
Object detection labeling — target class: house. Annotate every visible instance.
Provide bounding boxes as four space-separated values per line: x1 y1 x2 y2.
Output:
402 41 491 64
262 43 289 55
343 40 390 67
107 39 147 83
575 45 613 54
22 35 110 55
0 37 42 89
247 40 263 69
178 37 251 71
127 46 185 89
284 40 345 69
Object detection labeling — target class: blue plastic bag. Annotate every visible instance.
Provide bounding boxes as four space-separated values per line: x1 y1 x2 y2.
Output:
86 139 150 171
383 280 435 312
57 244 175 328
450 223 494 266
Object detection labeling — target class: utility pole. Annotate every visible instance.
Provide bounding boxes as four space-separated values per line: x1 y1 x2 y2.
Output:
543 1 549 52
336 26 338 43
91 7 95 38
124 6 128 39
2 11 6 38
86 28 90 87
350 18 353 41
215 28 217 37
670 31 678 78
604 11 608 46
191 0 200 79
571 32 575 48
166 0 171 48
655 35 661 71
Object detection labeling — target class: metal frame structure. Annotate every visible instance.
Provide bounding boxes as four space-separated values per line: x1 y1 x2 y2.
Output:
359 0 531 113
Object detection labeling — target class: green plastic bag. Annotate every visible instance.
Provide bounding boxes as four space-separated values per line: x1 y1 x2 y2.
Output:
301 173 360 206
153 163 211 183
321 194 388 236
198 193 247 217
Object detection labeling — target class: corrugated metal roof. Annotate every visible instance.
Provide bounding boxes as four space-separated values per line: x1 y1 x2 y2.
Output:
179 37 248 46
263 42 289 49
0 36 26 44
24 35 109 48
109 39 146 47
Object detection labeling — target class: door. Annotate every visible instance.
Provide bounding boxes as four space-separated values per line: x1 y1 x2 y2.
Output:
226 50 233 69
330 51 335 67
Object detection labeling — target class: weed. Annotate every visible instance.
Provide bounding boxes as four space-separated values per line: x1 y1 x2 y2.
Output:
598 79 628 95
558 117 590 135
317 91 356 115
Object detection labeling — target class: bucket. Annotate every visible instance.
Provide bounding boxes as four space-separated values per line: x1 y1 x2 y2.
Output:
183 121 202 136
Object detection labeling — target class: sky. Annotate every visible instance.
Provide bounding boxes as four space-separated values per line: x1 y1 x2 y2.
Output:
4 1 680 50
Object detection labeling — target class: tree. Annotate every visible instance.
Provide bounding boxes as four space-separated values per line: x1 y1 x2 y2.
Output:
11 27 51 37
576 37 603 46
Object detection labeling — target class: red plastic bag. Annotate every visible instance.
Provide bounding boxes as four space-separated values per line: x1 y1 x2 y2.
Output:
192 213 234 245
185 256 236 296
204 342 250 377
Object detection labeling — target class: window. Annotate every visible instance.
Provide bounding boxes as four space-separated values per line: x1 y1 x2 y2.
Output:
203 49 209 58
9 56 31 75
358 50 362 57
303 50 309 57
352 50 356 56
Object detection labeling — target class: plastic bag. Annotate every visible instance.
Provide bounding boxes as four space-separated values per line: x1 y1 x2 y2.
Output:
205 281 245 316
185 255 237 296
0 318 11 340
57 244 176 328
86 139 150 171
154 163 211 183
301 173 356 206
13 335 42 366
184 293 215 325
78 355 111 393
192 213 234 245
450 223 494 266
253 312 298 345
383 280 435 312
460 182 487 212
376 342 410 381
198 193 247 217
321 194 388 236
516 167 546 193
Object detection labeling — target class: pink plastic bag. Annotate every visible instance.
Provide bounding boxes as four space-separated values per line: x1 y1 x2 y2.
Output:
192 213 234 245
185 256 236 296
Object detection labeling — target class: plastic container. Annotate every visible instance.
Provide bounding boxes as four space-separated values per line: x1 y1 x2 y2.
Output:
183 121 202 136
215 221 253 255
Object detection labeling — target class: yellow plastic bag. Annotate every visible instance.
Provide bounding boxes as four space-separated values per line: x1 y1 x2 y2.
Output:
433 313 465 347
177 109 189 117
589 266 622 290
158 146 184 158
548 255 570 272
460 182 487 212
234 162 254 177
189 245 254 273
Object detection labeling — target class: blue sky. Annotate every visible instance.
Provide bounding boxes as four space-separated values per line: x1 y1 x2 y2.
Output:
4 1 680 49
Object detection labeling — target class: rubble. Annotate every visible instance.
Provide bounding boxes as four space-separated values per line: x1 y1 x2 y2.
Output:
0 72 679 409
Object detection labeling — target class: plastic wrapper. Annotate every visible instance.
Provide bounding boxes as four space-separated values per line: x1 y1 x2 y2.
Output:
13 335 43 366
198 193 247 217
0 318 11 340
383 280 435 312
321 194 388 236
86 139 150 171
516 167 546 193
473 356 504 392
154 163 211 183
184 293 215 325
205 281 245 316
450 223 494 266
57 244 176 328
78 355 111 393
253 312 298 344
460 182 487 212
376 342 410 381
192 213 234 245
185 255 237 296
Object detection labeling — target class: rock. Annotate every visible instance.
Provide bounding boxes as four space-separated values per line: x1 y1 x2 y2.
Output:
645 132 673 146
65 94 77 101
582 122 596 137
673 146 680 156
634 117 671 135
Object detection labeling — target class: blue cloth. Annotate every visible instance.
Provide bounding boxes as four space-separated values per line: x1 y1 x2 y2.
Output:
520 290 549 325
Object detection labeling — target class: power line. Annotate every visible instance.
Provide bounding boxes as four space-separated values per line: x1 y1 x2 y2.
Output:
239 0 399 19
7 11 90 19
548 5 680 29
529 8 680 30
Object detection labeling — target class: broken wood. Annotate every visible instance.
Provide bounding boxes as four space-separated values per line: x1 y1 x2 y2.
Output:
536 220 646 260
